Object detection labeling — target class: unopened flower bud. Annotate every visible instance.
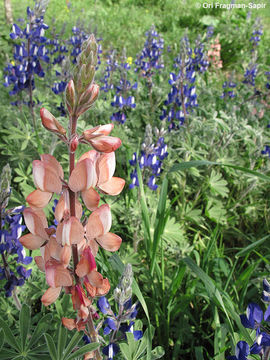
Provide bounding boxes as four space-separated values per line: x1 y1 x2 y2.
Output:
40 108 66 135
65 80 76 115
77 83 99 111
70 135 79 153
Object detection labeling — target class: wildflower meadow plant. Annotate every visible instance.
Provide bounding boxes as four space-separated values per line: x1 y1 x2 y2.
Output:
19 35 126 359
129 124 168 190
0 165 32 309
160 36 208 129
4 0 49 127
110 52 137 124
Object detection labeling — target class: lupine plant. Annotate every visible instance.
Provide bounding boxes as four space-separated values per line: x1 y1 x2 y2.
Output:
129 124 168 191
110 51 137 124
228 280 270 359
19 35 126 359
160 36 208 129
3 0 49 134
0 165 32 309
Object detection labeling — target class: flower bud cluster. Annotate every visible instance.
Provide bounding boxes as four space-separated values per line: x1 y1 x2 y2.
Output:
65 35 101 118
129 125 168 190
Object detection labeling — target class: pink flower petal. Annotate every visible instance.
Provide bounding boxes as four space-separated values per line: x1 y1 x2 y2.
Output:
97 232 122 252
33 160 62 194
69 158 97 192
98 177 125 196
56 216 84 246
40 154 64 179
97 152 115 185
81 187 100 211
45 259 73 288
20 233 46 250
42 286 61 306
23 208 49 239
87 271 103 287
26 190 52 208
34 256 45 272
90 136 121 153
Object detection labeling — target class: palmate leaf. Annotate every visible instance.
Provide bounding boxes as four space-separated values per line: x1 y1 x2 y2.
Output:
206 199 227 224
208 170 229 198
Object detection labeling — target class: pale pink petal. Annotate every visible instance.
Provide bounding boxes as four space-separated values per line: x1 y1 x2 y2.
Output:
98 177 125 196
90 136 121 153
54 192 66 223
97 152 115 185
26 190 52 208
78 150 99 164
34 256 45 272
97 232 122 252
40 154 64 179
96 278 110 296
33 160 62 194
75 198 83 219
69 158 97 192
20 233 46 250
76 247 96 278
60 245 72 267
45 259 73 287
42 286 61 306
81 187 100 211
56 217 84 246
85 211 104 240
62 318 76 330
88 238 99 257
96 204 112 234
23 208 49 239
87 271 103 287
47 236 61 261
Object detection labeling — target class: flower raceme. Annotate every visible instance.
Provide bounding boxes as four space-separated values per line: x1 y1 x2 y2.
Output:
20 148 124 299
20 116 124 334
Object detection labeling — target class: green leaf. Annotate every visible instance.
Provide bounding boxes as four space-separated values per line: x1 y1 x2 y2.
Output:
57 325 67 360
208 170 229 198
170 160 270 182
120 342 132 360
28 314 52 348
0 317 20 351
19 304 31 352
44 333 57 360
236 235 270 258
0 329 4 351
206 200 227 224
62 331 82 359
66 343 99 360
0 348 20 360
150 176 168 275
136 164 152 254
